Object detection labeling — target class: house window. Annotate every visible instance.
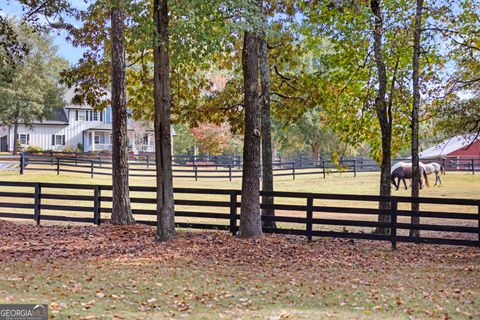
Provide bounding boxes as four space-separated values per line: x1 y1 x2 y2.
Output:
78 111 86 121
143 135 148 145
94 135 100 144
105 107 112 124
51 135 65 146
93 111 99 121
17 134 29 145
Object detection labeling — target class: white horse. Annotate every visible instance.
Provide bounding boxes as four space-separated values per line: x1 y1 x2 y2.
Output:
423 162 445 186
390 161 430 190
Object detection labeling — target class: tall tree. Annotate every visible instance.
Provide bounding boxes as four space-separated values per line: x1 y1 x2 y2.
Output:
0 22 67 155
110 0 134 225
410 0 424 238
0 16 29 82
190 123 232 155
259 36 275 229
153 0 175 241
370 0 393 234
239 30 263 238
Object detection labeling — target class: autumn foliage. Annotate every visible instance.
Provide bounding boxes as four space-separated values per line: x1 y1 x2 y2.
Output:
190 123 232 156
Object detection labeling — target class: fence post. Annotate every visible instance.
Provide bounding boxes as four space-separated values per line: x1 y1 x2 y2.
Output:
34 183 41 226
322 160 326 179
229 191 237 235
472 159 475 175
56 158 60 175
91 161 94 178
99 155 102 168
477 202 480 248
292 162 296 180
19 152 24 175
306 194 314 242
229 165 232 181
93 185 101 225
194 165 198 181
353 159 357 178
390 198 398 250
146 155 149 169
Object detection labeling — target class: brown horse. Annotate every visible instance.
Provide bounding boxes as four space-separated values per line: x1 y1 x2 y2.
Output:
391 162 430 190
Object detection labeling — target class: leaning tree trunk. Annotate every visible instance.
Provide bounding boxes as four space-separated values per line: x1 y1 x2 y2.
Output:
110 3 134 225
239 31 263 239
410 0 424 238
153 0 175 241
259 36 276 229
371 0 392 235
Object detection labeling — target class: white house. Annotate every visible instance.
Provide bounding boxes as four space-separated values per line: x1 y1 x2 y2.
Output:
0 91 162 153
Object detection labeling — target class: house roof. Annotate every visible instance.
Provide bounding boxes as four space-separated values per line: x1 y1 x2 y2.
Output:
64 87 110 110
419 134 480 158
21 107 69 125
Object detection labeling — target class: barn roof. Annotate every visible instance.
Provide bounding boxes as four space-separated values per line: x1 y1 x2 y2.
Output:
419 135 479 158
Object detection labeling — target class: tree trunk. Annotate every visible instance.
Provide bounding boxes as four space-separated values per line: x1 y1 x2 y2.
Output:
110 3 134 225
239 31 263 239
311 144 320 158
259 36 276 229
371 0 392 235
153 0 175 241
12 118 19 155
410 0 424 238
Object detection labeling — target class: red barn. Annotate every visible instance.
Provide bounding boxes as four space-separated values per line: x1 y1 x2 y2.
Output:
419 135 480 159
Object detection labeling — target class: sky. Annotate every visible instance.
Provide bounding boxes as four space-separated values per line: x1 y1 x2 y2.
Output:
0 0 88 65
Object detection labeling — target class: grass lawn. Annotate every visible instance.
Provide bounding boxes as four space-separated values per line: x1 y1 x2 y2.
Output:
0 169 478 235
0 223 479 320
0 170 479 319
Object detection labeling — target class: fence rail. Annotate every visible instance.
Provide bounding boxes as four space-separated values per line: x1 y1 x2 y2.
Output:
0 181 478 248
3 152 480 179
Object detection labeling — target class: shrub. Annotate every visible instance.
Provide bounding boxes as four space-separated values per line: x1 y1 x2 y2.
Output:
25 145 43 153
64 145 76 153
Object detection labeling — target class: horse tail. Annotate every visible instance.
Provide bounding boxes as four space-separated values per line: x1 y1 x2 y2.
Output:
441 164 446 175
423 169 430 188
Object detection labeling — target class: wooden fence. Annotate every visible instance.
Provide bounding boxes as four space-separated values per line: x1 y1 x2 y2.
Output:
14 153 480 180
20 155 338 180
0 181 478 248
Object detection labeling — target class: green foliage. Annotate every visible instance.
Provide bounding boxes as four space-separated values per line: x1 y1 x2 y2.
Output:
0 21 68 129
172 124 197 155
0 16 29 82
273 108 338 157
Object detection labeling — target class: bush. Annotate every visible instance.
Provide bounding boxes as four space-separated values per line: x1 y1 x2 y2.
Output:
77 143 84 152
64 145 76 153
25 145 43 153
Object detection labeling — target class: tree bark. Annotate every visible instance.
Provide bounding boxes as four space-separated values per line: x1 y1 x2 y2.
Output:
239 31 263 239
153 0 175 241
370 0 392 235
110 3 134 225
12 117 19 155
259 36 276 229
410 0 424 238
